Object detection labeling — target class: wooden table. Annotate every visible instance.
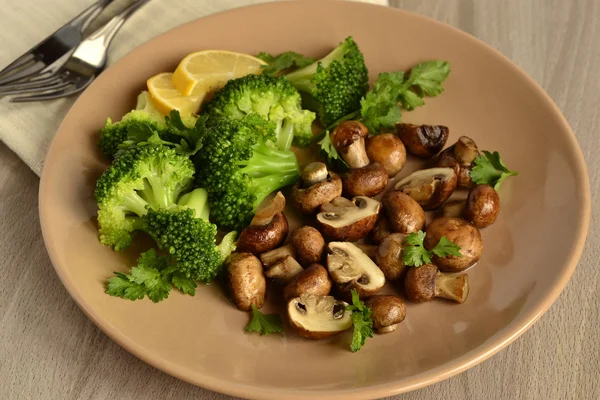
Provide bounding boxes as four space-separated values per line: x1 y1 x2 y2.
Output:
1 0 598 399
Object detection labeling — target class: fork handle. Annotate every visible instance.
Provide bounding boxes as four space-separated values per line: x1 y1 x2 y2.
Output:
88 0 150 49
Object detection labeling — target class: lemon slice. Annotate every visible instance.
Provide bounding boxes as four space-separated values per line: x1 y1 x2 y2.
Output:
147 72 205 116
172 50 266 96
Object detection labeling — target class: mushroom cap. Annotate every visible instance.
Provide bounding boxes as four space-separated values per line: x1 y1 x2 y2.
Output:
227 253 266 311
287 294 352 339
283 263 332 301
326 242 386 298
290 226 326 266
366 133 407 176
371 216 393 244
424 217 483 272
404 263 438 303
394 167 457 210
291 172 343 215
395 123 449 158
317 196 381 242
342 163 389 198
365 295 407 333
236 212 289 254
382 191 426 234
464 184 500 228
375 233 408 281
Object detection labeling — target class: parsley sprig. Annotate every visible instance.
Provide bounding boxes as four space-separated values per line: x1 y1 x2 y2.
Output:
470 151 518 190
244 305 285 336
403 231 462 267
257 51 315 76
346 289 374 352
106 249 197 302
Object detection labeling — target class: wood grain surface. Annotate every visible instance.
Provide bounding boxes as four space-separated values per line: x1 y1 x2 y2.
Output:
1 0 599 399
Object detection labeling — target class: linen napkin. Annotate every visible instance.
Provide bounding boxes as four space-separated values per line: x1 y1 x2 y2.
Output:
0 0 387 176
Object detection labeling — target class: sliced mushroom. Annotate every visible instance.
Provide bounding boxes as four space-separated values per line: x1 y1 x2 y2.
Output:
442 199 467 218
375 233 408 281
371 216 393 244
464 184 500 228
404 263 469 303
317 196 380 241
237 192 288 254
424 217 483 272
264 255 304 283
395 123 449 158
366 133 407 176
394 168 457 210
365 295 407 333
290 226 326 266
342 162 389 197
437 136 479 189
330 121 370 169
259 244 296 268
382 191 426 233
287 294 352 339
326 242 386 298
291 162 343 215
283 264 332 301
226 253 266 311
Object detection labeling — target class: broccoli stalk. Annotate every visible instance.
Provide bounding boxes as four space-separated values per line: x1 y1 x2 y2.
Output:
284 36 369 127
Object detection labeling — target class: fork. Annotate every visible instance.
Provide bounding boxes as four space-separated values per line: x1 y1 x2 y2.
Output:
0 0 115 86
1 0 150 103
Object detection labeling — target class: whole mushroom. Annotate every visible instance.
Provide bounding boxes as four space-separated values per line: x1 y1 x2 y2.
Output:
326 242 386 298
395 168 457 210
464 184 500 228
291 162 343 215
382 191 426 234
366 133 407 176
287 294 352 339
395 123 449 158
404 263 469 303
317 196 381 242
342 163 389 198
289 226 326 266
424 217 483 272
437 136 479 189
375 233 408 281
365 295 407 333
283 263 332 301
237 192 288 254
226 253 266 311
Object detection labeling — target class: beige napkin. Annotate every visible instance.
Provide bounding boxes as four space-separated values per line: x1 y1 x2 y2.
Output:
0 0 387 176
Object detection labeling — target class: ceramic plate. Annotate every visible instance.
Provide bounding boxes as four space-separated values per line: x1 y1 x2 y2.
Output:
39 1 591 399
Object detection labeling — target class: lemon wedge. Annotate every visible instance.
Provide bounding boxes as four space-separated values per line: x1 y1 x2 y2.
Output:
147 72 205 116
171 50 266 96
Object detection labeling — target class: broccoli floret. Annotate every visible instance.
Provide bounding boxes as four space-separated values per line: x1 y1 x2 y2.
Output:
143 189 237 282
94 145 195 250
203 74 316 149
284 36 369 127
195 116 300 230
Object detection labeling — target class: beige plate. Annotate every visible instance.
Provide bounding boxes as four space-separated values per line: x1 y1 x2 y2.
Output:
39 1 591 399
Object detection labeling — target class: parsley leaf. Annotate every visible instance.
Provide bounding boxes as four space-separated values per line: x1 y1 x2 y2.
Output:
470 150 518 190
318 130 349 171
105 249 195 303
164 111 209 155
359 61 450 133
403 231 462 267
257 51 315 76
346 289 373 352
244 305 285 336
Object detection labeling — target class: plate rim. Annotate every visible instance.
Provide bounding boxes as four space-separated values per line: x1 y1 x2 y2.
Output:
38 1 592 399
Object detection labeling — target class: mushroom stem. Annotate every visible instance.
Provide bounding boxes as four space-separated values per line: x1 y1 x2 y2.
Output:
265 255 304 283
454 136 479 165
435 272 469 303
330 121 370 169
301 162 329 186
341 138 370 169
260 244 297 267
377 324 399 334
